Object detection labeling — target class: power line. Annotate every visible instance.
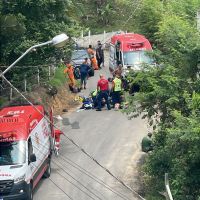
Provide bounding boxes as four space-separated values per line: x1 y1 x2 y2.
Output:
29 136 106 200
28 132 132 200
49 177 75 200
122 0 142 29
53 161 102 200
58 154 132 200
1 75 146 200
15 131 103 200
8 132 76 200
30 132 132 200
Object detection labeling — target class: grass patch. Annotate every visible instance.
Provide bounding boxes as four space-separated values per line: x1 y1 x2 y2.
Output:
49 65 67 87
0 97 7 108
145 195 165 200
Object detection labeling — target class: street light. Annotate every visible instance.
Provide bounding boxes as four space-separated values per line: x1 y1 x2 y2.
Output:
52 33 69 48
0 33 69 77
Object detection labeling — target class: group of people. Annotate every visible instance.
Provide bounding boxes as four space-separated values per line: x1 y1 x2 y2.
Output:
90 73 123 111
88 41 104 70
64 41 154 153
64 41 105 91
63 39 125 111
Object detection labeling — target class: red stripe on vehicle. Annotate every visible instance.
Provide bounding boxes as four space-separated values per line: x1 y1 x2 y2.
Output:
33 164 48 189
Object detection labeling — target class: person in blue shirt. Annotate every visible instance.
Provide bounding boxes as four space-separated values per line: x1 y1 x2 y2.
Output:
80 58 90 89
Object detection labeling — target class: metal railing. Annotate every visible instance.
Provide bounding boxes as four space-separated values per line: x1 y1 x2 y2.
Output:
0 65 57 101
76 30 119 48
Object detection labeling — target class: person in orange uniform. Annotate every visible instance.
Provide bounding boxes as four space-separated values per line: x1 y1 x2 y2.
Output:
87 45 98 70
63 61 75 88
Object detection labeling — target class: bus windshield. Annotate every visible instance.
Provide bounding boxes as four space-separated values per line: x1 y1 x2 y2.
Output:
123 51 153 65
0 140 26 166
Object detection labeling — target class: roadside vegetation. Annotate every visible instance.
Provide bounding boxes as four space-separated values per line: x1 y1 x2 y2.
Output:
78 1 199 198
125 0 200 199
49 64 66 87
76 0 199 199
0 0 78 107
0 0 200 199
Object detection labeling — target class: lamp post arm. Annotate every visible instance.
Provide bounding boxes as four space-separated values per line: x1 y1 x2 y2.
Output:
0 40 53 77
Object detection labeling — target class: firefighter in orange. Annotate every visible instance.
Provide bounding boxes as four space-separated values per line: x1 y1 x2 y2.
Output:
87 45 98 70
63 61 75 89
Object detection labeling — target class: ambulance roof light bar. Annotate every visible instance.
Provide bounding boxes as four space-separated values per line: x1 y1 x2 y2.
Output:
127 41 144 48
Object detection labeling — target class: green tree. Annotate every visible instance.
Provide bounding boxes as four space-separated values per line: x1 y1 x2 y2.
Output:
0 0 82 95
0 0 80 66
70 0 141 33
133 0 163 42
126 0 200 199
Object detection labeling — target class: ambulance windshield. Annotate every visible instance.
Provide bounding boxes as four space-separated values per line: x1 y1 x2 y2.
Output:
123 51 153 66
0 141 26 165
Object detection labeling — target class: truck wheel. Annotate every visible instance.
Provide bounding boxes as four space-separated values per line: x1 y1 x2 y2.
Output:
27 183 33 200
43 159 51 178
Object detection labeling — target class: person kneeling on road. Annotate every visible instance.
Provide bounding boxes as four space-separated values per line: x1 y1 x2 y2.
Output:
96 74 111 111
90 89 98 109
141 132 153 153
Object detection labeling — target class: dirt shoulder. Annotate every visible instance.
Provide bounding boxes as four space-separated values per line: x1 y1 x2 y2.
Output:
30 84 80 115
2 84 80 115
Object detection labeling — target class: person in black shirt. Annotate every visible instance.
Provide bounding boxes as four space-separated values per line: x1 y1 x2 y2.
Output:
96 41 104 69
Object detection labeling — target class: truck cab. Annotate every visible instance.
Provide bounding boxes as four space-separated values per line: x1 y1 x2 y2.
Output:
0 105 53 200
109 33 153 74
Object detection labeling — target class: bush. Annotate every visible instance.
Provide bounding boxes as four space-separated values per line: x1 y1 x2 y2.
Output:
49 65 67 87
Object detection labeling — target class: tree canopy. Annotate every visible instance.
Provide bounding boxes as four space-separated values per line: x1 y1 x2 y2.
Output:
125 0 200 199
0 1 200 199
0 0 80 66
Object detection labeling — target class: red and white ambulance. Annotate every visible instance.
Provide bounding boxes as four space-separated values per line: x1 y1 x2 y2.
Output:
0 104 53 200
109 32 153 72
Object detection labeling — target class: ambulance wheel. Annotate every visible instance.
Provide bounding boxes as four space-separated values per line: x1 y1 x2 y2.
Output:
43 159 51 178
27 183 33 200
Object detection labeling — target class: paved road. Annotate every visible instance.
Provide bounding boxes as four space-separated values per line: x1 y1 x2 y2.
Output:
34 53 147 200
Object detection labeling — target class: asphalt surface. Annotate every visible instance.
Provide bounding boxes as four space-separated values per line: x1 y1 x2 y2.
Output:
34 55 147 200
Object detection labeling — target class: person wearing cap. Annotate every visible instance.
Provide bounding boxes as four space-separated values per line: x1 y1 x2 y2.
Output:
96 74 111 111
112 74 122 109
96 41 104 69
141 132 153 153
